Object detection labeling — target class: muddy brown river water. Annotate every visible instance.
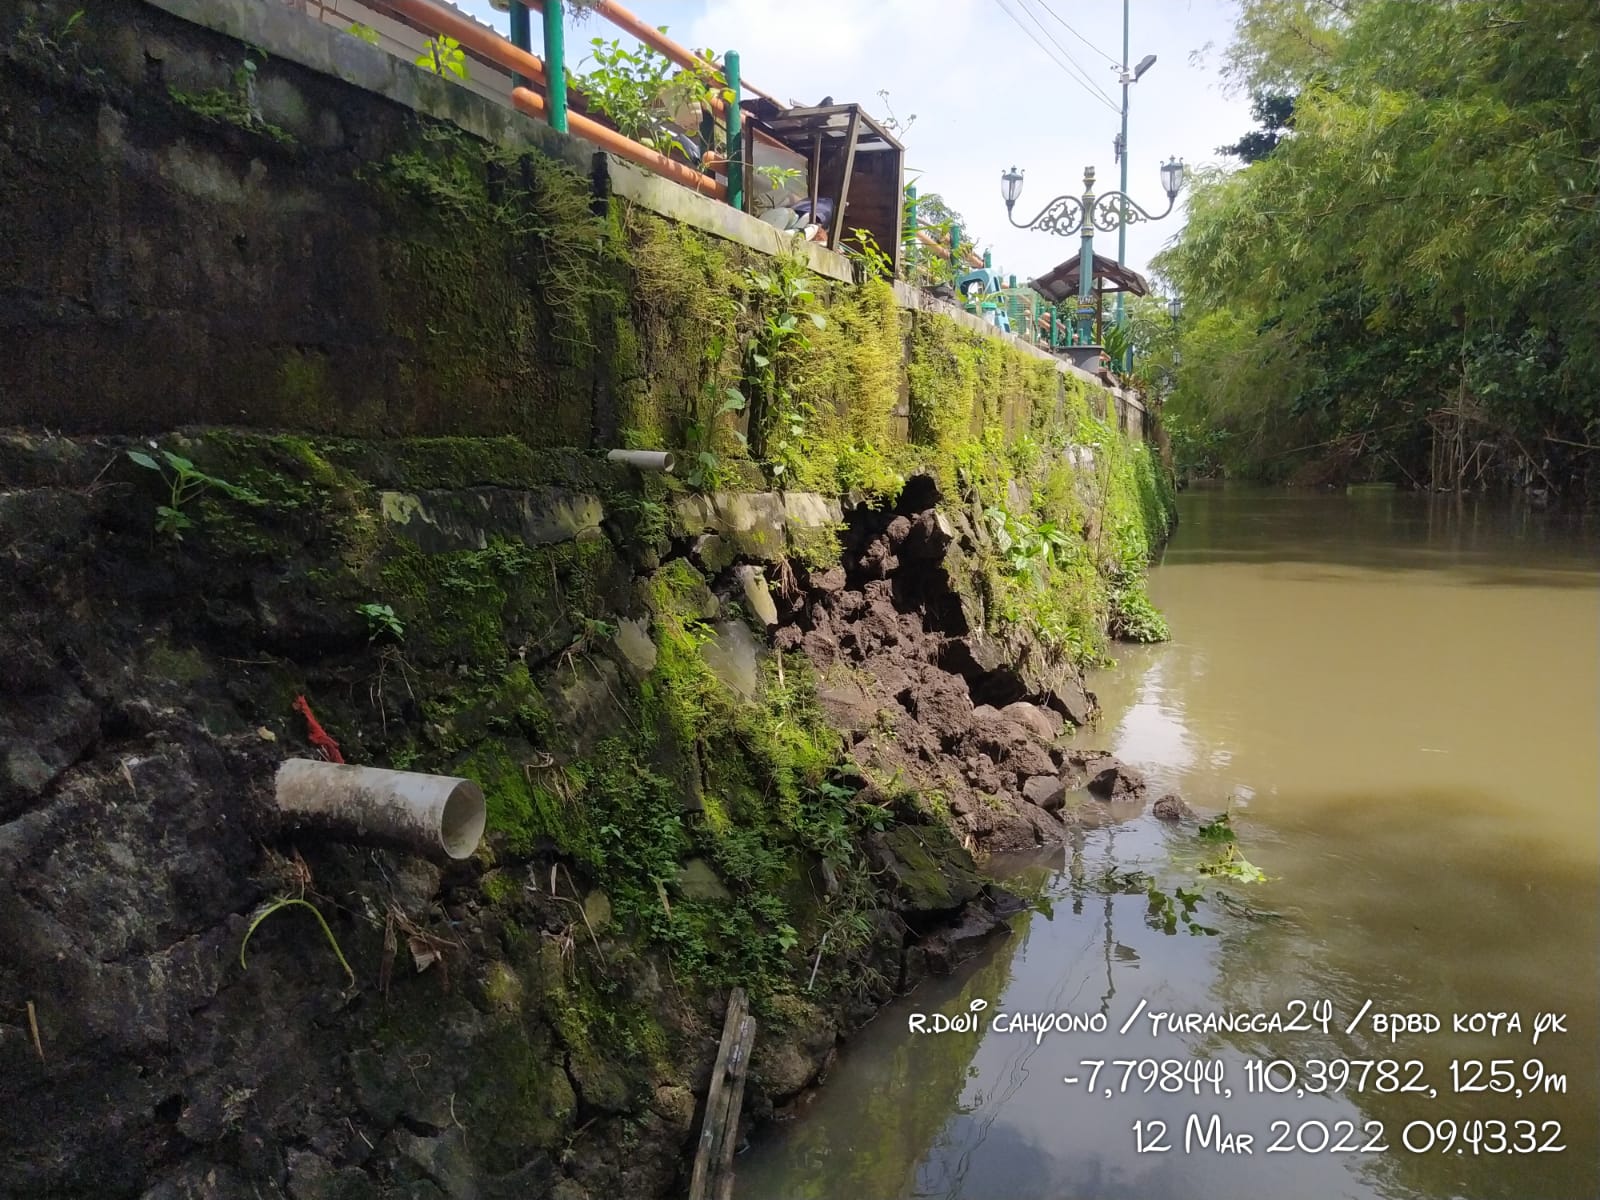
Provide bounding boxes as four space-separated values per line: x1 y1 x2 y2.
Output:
736 486 1599 1200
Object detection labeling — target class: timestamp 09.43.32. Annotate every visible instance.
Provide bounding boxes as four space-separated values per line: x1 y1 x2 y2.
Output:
1133 1115 1566 1157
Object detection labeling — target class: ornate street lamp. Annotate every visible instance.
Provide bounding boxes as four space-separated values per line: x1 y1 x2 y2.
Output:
1167 294 1182 321
1001 159 1185 345
1000 167 1025 209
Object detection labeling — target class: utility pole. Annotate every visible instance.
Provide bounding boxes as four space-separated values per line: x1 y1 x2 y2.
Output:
1114 2 1158 370
1116 0 1130 341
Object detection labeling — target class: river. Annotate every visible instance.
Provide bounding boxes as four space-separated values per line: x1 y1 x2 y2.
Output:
735 486 1600 1200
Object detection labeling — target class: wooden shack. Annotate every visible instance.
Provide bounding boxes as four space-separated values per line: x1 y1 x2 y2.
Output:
741 100 906 273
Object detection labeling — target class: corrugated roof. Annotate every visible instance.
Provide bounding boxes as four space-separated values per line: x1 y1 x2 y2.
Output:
1029 252 1150 301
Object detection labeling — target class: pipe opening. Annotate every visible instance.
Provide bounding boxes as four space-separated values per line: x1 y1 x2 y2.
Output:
606 449 676 473
440 781 487 860
273 759 488 860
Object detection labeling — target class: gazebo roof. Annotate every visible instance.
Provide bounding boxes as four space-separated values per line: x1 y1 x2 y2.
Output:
1029 252 1151 301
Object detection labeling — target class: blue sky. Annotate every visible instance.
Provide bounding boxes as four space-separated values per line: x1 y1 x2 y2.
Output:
453 0 1252 283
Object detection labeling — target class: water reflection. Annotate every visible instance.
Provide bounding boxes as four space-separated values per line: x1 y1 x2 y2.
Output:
735 489 1599 1200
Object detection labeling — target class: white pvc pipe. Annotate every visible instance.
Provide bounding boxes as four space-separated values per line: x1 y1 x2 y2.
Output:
607 449 676 473
274 759 486 860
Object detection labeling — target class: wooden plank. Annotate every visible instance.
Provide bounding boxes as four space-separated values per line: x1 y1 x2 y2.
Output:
711 1011 757 1200
688 988 750 1200
743 119 757 215
808 133 822 230
830 107 862 251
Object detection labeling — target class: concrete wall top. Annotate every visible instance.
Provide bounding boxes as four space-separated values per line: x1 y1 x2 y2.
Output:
890 281 1145 416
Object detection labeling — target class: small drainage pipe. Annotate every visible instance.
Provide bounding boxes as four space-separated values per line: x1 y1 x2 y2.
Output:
274 759 486 860
607 449 676 473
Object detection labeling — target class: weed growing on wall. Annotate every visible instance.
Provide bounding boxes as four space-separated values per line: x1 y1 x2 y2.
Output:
167 53 294 145
126 447 264 540
416 35 468 80
736 250 828 475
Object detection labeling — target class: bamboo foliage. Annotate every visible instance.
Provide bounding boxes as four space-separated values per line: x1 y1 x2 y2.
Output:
1158 0 1600 487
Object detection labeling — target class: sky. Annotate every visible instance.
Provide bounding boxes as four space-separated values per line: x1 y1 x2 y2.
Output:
452 0 1252 287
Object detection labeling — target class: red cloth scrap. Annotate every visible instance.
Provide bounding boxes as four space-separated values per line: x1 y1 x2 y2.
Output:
292 694 345 764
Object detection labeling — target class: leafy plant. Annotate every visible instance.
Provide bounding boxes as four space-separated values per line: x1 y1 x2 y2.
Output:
905 189 972 289
126 447 264 540
1146 877 1221 936
417 35 468 80
738 254 826 478
1101 320 1134 374
681 333 748 490
984 505 1075 577
239 897 356 988
166 52 293 145
686 387 747 489
574 613 619 649
754 164 801 195
346 22 381 45
1195 808 1268 883
1109 582 1170 642
1196 811 1237 843
845 227 894 283
356 602 405 642
577 37 731 161
1199 844 1269 885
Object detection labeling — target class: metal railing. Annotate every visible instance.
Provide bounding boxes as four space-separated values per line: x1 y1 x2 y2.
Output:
377 0 756 207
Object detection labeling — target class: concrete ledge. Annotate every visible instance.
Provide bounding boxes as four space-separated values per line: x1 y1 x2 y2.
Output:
603 158 855 283
142 0 595 175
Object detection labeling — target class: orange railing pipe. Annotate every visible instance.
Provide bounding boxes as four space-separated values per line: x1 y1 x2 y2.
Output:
386 0 549 86
512 87 726 199
517 0 778 113
916 230 984 269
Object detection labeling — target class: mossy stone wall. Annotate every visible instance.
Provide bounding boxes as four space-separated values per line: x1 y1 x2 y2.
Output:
2 0 1144 482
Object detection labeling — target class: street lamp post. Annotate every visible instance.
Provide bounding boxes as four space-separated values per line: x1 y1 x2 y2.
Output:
1000 158 1185 346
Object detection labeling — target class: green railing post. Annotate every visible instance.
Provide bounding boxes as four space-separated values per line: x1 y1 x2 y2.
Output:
949 222 960 270
509 3 532 89
541 0 567 132
902 185 917 280
1077 165 1096 345
724 51 743 212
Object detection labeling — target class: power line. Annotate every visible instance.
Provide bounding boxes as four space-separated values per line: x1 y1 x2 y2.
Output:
993 0 1119 113
997 0 1114 108
1028 0 1121 66
1013 0 1120 108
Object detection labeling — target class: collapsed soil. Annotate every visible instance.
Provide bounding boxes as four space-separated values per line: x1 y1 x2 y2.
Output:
767 480 1171 855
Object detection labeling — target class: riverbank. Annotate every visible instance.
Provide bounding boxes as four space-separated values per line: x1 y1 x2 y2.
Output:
0 428 1173 1199
736 485 1600 1200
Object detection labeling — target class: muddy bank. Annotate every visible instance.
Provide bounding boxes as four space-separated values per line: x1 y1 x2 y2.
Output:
769 478 1167 857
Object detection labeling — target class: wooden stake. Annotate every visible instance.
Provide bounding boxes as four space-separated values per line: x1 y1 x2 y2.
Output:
688 987 757 1200
26 1000 43 1063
